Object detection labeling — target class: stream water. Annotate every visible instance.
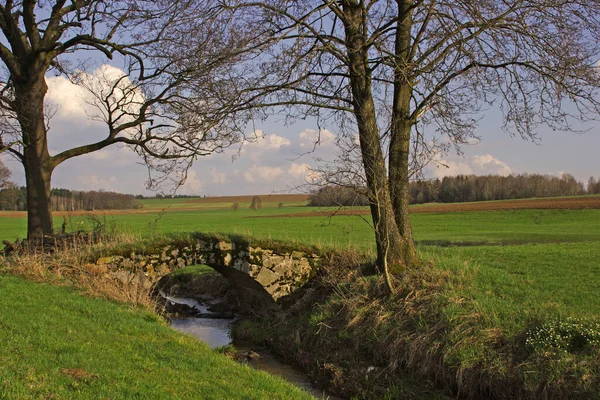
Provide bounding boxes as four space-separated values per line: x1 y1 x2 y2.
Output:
163 294 342 400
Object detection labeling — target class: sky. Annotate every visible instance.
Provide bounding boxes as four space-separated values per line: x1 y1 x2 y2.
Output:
2 64 599 196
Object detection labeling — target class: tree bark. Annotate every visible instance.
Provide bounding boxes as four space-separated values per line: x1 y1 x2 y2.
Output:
15 77 55 240
389 0 419 266
342 2 407 275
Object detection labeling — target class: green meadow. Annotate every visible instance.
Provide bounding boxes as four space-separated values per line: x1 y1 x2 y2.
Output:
0 275 312 399
1 196 599 397
2 198 599 328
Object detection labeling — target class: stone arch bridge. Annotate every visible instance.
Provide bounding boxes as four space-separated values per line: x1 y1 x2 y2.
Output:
88 235 321 302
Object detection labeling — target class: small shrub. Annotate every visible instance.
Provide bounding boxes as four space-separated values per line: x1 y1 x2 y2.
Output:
249 196 262 210
232 201 239 211
278 202 283 209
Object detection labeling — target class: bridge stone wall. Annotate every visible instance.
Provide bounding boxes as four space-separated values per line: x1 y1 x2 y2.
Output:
86 237 321 301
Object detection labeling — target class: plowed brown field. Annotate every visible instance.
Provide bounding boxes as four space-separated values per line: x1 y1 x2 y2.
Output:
247 196 600 219
0 194 310 218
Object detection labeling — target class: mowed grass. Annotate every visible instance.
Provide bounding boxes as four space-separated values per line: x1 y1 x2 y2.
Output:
0 274 313 400
428 242 600 330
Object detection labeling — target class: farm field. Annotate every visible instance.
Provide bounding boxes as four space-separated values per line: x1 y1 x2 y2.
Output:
2 195 600 247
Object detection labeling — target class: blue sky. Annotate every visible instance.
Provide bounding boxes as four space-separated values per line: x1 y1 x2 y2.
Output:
2 65 599 196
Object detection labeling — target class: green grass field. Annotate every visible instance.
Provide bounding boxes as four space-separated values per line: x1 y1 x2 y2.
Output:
1 196 599 397
2 200 599 324
0 275 312 399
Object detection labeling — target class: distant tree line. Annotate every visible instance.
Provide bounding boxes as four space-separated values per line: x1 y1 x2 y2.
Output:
309 173 598 207
587 177 600 195
308 186 370 207
0 187 141 211
412 173 586 204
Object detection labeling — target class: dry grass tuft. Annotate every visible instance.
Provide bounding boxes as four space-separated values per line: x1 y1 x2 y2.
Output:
0 232 157 312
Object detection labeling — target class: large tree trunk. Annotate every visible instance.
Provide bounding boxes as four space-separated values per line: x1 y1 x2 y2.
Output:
15 77 55 240
389 0 419 267
342 3 407 276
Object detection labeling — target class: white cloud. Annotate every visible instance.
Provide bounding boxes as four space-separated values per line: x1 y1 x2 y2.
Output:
178 170 203 194
245 131 291 151
299 128 335 148
287 162 321 183
211 168 226 185
431 160 473 178
263 133 291 149
287 163 311 177
75 175 118 191
472 154 512 176
46 64 145 130
46 76 90 121
239 132 292 163
243 165 284 183
430 153 512 178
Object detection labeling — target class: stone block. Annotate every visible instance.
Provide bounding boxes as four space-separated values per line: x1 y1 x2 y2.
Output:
112 270 134 285
217 241 232 251
96 256 115 265
255 268 278 286
84 263 107 275
263 255 284 269
132 271 153 289
156 263 170 275
232 259 249 273
197 240 212 251
264 283 279 296
248 264 261 277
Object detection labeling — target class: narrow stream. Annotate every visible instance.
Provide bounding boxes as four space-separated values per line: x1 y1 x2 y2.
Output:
163 294 342 400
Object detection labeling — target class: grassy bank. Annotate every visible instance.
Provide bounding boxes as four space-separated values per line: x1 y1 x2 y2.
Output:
0 274 313 399
233 249 600 399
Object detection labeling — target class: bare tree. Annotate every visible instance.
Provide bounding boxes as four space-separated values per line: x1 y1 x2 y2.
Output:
589 176 598 195
0 0 256 240
0 158 11 188
220 0 600 276
250 196 262 210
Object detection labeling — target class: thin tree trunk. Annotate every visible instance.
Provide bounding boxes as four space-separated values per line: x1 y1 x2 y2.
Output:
342 3 407 276
15 78 55 240
389 0 419 266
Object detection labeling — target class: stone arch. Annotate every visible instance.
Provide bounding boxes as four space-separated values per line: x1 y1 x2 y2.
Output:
91 234 321 303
